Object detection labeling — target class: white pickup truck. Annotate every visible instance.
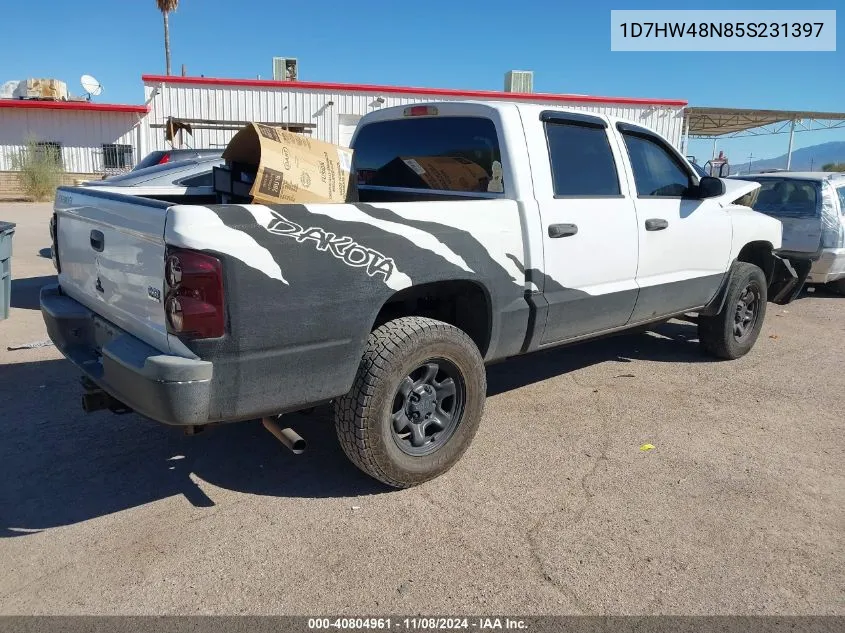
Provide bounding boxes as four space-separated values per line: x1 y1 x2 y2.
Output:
42 101 809 488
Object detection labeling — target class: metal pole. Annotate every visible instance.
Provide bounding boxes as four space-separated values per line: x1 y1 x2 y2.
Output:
712 138 717 160
786 118 796 170
681 112 690 155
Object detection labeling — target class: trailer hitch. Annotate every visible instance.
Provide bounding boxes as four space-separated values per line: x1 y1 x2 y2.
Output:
80 376 133 415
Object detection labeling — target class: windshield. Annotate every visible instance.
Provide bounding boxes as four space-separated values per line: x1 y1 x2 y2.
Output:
743 178 820 218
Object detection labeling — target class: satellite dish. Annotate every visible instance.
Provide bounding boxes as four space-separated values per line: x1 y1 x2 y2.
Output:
80 74 103 99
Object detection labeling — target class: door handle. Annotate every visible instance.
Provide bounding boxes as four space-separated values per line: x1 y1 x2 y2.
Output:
548 223 578 238
90 230 104 252
645 219 669 231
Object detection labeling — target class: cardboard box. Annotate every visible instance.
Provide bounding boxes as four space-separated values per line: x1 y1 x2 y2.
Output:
401 156 490 192
367 156 492 193
222 123 355 204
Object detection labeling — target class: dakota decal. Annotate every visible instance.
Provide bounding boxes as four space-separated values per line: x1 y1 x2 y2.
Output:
266 211 397 281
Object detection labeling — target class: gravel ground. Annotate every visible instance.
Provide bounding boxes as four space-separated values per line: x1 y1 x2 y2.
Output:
0 202 842 615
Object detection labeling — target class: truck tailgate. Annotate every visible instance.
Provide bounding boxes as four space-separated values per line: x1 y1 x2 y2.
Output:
54 187 171 353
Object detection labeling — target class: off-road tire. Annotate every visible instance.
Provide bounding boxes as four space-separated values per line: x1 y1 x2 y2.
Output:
335 317 486 488
699 262 767 360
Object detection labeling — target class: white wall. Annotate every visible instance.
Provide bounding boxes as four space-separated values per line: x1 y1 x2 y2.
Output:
0 108 141 173
142 81 686 153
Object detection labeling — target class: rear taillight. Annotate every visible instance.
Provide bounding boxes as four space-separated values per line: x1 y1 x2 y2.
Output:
49 213 60 273
164 249 225 339
157 153 171 165
820 183 844 248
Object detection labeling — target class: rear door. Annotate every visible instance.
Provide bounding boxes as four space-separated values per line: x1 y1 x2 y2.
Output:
527 111 640 344
54 188 171 352
616 124 732 321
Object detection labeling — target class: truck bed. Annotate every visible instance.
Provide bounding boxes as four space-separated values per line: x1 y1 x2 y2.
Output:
49 186 530 423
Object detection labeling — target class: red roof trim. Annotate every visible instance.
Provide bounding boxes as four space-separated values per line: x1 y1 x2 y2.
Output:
0 100 149 113
141 74 687 107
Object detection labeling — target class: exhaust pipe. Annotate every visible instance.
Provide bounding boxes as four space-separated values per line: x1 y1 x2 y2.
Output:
262 417 307 454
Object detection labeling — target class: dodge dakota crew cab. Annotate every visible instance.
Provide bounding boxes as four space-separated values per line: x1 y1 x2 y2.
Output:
42 101 809 488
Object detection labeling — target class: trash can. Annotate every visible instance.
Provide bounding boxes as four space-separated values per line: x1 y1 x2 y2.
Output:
0 221 16 321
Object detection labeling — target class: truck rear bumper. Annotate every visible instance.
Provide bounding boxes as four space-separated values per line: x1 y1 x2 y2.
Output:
807 248 845 284
40 284 213 425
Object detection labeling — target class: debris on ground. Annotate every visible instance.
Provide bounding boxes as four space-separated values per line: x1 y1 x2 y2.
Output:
615 373 636 378
640 443 655 451
7 340 54 351
769 335 779 340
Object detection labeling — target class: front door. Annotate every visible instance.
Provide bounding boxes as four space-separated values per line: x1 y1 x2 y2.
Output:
531 112 640 345
616 124 732 322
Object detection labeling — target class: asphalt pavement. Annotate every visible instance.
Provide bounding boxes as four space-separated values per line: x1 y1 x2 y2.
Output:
0 202 842 615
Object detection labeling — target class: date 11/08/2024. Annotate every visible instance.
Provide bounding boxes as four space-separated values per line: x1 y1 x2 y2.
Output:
308 617 528 630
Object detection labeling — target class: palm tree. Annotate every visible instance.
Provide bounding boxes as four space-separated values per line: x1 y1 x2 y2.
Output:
156 0 179 75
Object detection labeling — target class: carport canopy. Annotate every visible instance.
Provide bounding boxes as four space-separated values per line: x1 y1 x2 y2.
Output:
685 107 845 138
682 106 845 170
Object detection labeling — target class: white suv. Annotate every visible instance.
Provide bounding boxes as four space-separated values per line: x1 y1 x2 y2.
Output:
733 172 845 294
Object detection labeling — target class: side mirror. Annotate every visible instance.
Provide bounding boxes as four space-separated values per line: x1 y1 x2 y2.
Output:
697 176 725 199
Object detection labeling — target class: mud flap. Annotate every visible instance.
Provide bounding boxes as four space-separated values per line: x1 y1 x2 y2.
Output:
769 255 811 305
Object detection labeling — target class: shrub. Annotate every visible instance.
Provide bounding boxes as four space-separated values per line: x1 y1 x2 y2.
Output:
10 138 64 201
821 162 845 172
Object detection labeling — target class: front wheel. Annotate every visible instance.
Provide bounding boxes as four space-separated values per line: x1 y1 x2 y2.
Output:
335 317 486 488
698 262 767 360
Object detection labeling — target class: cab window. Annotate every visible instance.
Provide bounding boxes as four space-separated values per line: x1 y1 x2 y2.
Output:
622 133 692 197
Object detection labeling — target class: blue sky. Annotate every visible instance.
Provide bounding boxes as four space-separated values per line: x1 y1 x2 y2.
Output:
2 0 842 162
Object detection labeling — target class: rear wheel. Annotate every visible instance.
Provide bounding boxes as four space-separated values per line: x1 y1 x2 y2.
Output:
699 263 767 360
335 317 486 488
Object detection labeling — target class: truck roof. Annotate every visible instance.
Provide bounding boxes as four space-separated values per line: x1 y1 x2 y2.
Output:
360 100 631 126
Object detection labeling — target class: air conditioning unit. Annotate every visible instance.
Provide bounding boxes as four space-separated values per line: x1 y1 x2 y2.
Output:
0 80 20 99
504 70 533 94
273 57 298 82
15 78 68 101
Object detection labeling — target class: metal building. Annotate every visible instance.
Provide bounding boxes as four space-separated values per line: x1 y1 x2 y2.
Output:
0 99 148 176
0 74 687 197
141 75 687 155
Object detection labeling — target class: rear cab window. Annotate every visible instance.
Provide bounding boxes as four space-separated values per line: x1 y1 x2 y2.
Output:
351 116 504 196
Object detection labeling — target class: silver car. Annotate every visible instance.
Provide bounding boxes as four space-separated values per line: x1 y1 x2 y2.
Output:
82 156 224 203
731 172 845 294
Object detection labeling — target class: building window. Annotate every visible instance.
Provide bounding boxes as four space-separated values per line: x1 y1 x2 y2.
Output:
35 142 63 167
102 144 133 170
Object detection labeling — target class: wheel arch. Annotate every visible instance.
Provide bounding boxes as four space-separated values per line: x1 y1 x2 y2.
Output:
736 240 776 284
368 279 493 357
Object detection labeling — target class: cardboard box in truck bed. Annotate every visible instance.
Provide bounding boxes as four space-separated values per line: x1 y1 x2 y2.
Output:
221 123 355 204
